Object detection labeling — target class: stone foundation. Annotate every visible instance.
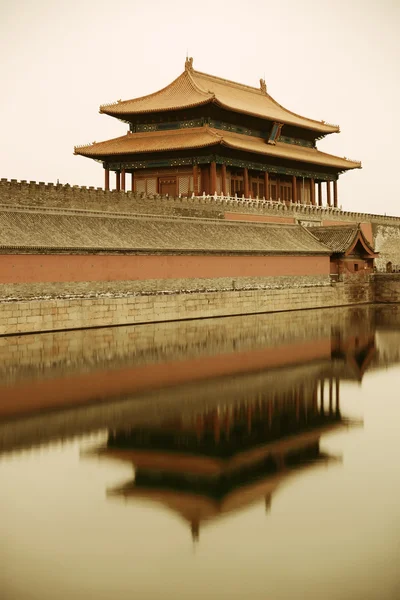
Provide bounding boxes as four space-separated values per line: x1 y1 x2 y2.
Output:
0 277 374 336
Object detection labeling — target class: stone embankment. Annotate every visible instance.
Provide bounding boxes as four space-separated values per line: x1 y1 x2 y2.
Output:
0 275 375 336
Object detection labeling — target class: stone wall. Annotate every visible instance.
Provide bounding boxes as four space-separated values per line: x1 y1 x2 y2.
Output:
373 224 400 271
374 274 400 303
0 274 329 301
0 276 373 336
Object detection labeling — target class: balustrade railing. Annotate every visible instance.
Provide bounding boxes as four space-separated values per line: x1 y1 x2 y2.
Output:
185 191 343 211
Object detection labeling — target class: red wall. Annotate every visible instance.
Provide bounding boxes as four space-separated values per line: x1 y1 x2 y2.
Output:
0 254 330 284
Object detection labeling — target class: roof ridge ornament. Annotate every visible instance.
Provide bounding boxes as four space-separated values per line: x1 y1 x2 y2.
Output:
185 56 194 72
260 78 267 94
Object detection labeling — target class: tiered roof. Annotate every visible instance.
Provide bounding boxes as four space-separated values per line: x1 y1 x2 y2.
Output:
74 59 361 173
75 126 361 170
100 61 339 134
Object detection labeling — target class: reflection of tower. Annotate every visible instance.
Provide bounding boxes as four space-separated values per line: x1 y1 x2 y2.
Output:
318 378 340 416
191 519 200 543
86 378 356 542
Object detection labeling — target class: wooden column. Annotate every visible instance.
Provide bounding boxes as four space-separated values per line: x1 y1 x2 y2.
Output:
131 172 135 192
120 168 126 192
221 163 227 196
292 175 297 203
333 180 338 207
201 165 209 195
104 168 110 191
317 182 322 206
210 161 217 195
310 178 316 205
326 181 331 207
243 167 249 198
193 164 198 195
264 171 269 199
115 171 120 192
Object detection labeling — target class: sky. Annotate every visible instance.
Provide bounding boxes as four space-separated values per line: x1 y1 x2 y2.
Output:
1 0 399 215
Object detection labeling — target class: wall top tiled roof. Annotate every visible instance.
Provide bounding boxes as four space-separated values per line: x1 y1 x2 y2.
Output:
0 208 331 254
100 68 338 134
75 126 360 171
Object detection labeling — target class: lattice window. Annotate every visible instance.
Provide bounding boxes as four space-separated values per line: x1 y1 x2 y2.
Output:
135 179 146 194
178 176 190 195
147 178 157 194
216 175 221 195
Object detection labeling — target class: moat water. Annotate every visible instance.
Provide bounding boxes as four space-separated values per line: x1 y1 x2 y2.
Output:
1 305 400 600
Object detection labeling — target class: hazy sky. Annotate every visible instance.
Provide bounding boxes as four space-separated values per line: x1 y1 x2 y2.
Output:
1 0 399 215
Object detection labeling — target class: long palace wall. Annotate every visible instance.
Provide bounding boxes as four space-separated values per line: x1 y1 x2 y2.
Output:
1 178 400 335
1 178 400 269
0 254 329 285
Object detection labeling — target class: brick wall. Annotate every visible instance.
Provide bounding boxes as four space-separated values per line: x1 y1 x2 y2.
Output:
0 277 374 336
373 224 400 271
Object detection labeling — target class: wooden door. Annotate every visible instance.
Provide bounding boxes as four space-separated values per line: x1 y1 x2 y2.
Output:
159 177 177 196
230 175 243 197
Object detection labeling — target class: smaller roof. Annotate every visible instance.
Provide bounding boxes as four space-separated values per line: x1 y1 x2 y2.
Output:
75 127 361 171
308 225 377 256
100 61 339 135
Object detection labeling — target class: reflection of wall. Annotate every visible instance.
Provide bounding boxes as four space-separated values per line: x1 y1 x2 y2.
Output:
0 305 376 385
375 331 400 366
0 304 379 423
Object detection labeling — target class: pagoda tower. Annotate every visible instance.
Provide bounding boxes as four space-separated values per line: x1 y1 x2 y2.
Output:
75 58 360 206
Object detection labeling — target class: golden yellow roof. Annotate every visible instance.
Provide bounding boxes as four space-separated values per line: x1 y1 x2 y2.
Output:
100 61 339 134
75 126 361 171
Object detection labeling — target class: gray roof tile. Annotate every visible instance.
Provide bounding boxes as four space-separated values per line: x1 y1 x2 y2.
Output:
0 209 331 254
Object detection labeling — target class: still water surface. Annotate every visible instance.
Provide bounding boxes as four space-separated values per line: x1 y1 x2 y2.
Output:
1 306 400 600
